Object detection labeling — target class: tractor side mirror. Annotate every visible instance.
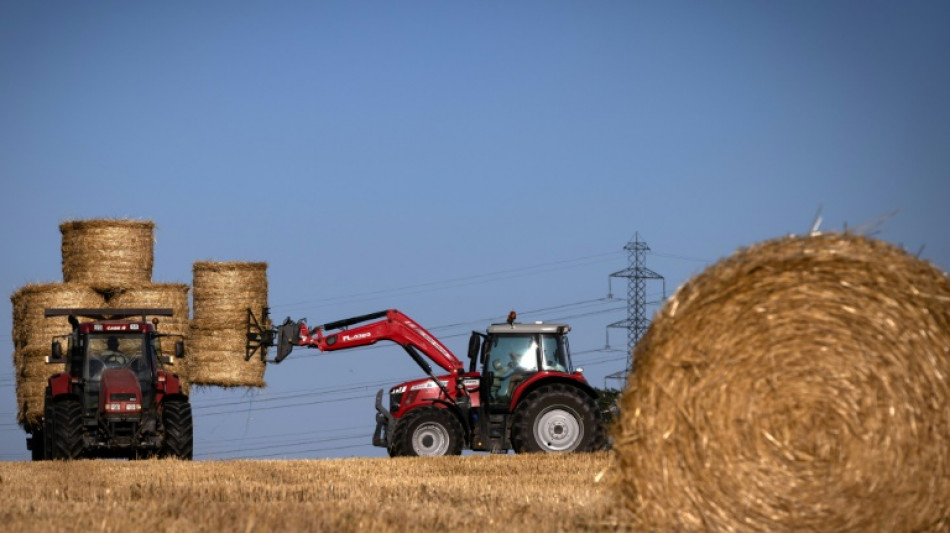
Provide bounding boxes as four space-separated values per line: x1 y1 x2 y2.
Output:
47 341 64 363
467 333 483 373
175 340 185 359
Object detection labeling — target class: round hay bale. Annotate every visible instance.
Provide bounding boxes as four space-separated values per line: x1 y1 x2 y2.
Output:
108 283 192 392
614 233 950 532
10 283 106 351
60 219 154 290
189 261 267 387
10 283 106 425
14 364 55 428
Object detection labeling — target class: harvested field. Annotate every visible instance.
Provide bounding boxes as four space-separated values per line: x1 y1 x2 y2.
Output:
0 453 627 532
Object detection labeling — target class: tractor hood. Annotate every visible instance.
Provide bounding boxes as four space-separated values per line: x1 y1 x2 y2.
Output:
98 368 143 416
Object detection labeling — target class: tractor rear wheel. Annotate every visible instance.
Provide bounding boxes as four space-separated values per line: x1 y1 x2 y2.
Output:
390 407 463 457
49 399 85 460
511 384 603 453
161 400 194 460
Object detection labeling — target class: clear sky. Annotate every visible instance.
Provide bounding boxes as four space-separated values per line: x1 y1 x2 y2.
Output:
1 2 948 460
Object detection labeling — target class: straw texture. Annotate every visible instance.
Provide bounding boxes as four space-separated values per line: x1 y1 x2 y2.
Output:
60 219 154 290
614 233 950 532
189 261 268 387
10 283 106 426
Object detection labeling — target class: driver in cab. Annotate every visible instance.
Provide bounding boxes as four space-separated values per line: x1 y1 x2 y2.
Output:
101 336 127 368
87 336 126 380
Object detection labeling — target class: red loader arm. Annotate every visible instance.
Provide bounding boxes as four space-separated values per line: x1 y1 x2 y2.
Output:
280 309 464 375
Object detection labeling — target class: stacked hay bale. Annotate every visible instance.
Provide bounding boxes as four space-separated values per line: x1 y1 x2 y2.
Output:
8 219 195 426
10 283 106 427
60 219 154 290
10 219 271 427
614 233 950 531
189 261 268 387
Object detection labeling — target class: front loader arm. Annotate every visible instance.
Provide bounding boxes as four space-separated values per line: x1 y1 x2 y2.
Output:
282 309 464 375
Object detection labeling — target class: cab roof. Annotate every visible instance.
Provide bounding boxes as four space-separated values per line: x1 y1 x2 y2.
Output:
486 322 570 335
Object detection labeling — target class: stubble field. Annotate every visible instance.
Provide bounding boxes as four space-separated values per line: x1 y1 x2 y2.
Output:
0 452 630 532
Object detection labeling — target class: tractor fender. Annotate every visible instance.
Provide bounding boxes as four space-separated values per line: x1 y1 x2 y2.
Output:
47 372 72 398
156 370 182 396
406 399 470 440
509 374 598 411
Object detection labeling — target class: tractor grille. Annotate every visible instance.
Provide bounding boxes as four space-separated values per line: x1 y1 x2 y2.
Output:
110 393 137 402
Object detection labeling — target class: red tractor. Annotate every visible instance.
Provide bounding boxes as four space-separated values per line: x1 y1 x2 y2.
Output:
29 308 192 460
249 309 605 456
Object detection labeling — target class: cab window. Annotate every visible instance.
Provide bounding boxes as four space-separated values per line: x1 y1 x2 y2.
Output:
540 334 568 372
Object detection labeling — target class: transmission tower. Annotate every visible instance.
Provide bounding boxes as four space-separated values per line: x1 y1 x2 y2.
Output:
605 233 665 385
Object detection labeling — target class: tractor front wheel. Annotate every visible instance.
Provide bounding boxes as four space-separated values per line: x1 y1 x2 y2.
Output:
49 399 85 460
390 407 463 457
511 384 603 453
161 400 194 460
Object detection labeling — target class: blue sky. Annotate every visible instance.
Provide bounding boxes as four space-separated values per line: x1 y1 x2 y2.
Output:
1 2 948 460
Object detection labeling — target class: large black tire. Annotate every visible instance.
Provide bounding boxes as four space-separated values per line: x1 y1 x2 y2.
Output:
49 399 85 460
161 400 194 460
511 384 603 453
390 407 463 457
30 428 46 461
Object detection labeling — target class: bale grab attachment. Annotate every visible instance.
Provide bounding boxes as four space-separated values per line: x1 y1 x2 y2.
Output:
245 307 301 363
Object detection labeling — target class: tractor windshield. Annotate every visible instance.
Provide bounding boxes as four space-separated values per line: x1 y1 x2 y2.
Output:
85 333 150 382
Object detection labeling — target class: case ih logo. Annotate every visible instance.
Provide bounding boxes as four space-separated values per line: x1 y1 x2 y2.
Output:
342 332 371 342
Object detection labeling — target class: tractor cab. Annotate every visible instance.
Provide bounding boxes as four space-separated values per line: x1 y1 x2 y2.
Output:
468 313 582 411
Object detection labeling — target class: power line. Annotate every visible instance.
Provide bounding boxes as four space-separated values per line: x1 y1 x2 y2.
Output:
192 376 416 410
274 251 624 311
197 432 367 457
200 441 373 460
197 393 372 417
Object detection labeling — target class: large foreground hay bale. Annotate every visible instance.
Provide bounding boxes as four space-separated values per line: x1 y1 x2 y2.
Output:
108 283 191 391
60 219 154 290
189 261 267 387
10 283 106 426
614 233 950 532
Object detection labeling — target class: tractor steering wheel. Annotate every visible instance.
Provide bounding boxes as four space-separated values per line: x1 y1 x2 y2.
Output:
104 353 128 368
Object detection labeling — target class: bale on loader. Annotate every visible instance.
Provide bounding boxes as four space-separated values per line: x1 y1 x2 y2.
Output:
60 219 154 290
189 261 268 387
614 233 950 532
10 283 106 426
